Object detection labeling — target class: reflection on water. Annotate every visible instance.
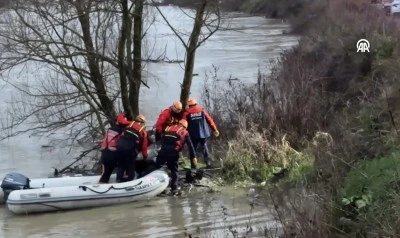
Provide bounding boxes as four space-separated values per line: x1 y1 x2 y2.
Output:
0 189 276 238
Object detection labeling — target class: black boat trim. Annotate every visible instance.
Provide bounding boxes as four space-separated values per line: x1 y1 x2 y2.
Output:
7 183 166 205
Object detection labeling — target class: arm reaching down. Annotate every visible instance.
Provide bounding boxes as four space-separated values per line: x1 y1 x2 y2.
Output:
185 133 196 160
141 130 149 159
203 109 218 132
155 109 171 134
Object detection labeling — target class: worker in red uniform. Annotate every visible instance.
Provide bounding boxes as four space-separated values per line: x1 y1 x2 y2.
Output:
154 101 183 142
154 119 196 195
116 114 149 182
182 98 219 169
99 112 131 184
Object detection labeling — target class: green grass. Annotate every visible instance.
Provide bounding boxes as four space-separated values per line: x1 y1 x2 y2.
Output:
283 157 314 185
220 145 314 185
221 150 272 183
340 150 400 226
180 157 206 169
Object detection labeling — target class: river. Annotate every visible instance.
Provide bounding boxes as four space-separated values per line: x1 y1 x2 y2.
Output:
0 5 298 238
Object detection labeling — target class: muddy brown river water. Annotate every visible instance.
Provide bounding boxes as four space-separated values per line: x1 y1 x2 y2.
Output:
0 5 297 238
0 188 279 238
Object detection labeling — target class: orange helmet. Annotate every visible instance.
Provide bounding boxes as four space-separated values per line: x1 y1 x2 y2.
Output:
116 112 130 125
187 98 197 106
136 114 146 123
171 101 182 113
178 119 188 129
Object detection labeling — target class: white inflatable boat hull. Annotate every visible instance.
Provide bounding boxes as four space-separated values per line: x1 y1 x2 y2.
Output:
0 174 118 204
6 170 169 214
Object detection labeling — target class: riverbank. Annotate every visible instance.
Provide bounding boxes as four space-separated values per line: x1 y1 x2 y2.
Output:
161 0 304 33
161 0 302 19
202 0 400 237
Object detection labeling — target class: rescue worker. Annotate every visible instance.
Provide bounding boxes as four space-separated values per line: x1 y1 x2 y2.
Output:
182 98 219 169
98 112 131 184
154 101 183 142
116 114 149 182
154 119 197 194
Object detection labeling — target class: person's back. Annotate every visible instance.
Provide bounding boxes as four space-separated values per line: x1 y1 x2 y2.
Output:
117 120 147 153
99 113 131 183
155 101 183 141
183 98 218 139
162 124 187 151
184 105 212 139
182 98 219 168
155 119 196 194
116 115 148 182
100 125 125 153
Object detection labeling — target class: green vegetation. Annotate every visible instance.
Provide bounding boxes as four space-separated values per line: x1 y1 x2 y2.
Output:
180 157 206 169
340 150 400 231
220 126 313 184
200 0 400 236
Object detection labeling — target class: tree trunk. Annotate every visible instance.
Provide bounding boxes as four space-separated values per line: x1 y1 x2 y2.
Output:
118 0 133 118
75 1 116 125
130 0 144 117
180 1 207 108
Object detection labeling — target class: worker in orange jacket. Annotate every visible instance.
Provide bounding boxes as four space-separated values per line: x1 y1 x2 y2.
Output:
116 114 149 182
154 101 183 141
99 112 131 183
154 119 197 195
182 98 219 168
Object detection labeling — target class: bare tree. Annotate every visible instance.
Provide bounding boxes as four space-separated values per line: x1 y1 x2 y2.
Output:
0 0 156 142
152 0 221 108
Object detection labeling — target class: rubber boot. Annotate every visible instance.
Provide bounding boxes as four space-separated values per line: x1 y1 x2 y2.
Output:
191 158 198 170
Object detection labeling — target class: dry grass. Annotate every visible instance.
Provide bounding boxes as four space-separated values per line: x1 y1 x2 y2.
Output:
219 120 312 183
201 0 400 236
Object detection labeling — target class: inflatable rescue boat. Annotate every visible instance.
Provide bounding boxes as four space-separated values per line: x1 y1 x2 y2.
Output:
0 173 119 204
1 170 169 214
0 147 160 204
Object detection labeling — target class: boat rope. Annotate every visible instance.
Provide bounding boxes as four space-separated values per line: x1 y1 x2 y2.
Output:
78 181 143 194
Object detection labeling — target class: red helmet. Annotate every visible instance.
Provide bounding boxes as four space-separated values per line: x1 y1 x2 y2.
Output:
116 112 130 125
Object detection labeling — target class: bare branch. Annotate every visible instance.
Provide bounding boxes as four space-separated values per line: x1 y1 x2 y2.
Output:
0 0 155 143
151 0 189 49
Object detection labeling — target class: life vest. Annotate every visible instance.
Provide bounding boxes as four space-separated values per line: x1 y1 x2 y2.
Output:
100 128 123 152
162 125 187 152
117 122 145 151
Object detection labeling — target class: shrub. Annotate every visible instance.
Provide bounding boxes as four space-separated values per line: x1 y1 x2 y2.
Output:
340 150 400 236
202 0 400 236
219 120 312 184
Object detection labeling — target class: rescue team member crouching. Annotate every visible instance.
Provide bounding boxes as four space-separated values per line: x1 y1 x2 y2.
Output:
116 115 149 182
154 119 197 194
98 113 131 184
154 101 183 142
183 98 219 169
